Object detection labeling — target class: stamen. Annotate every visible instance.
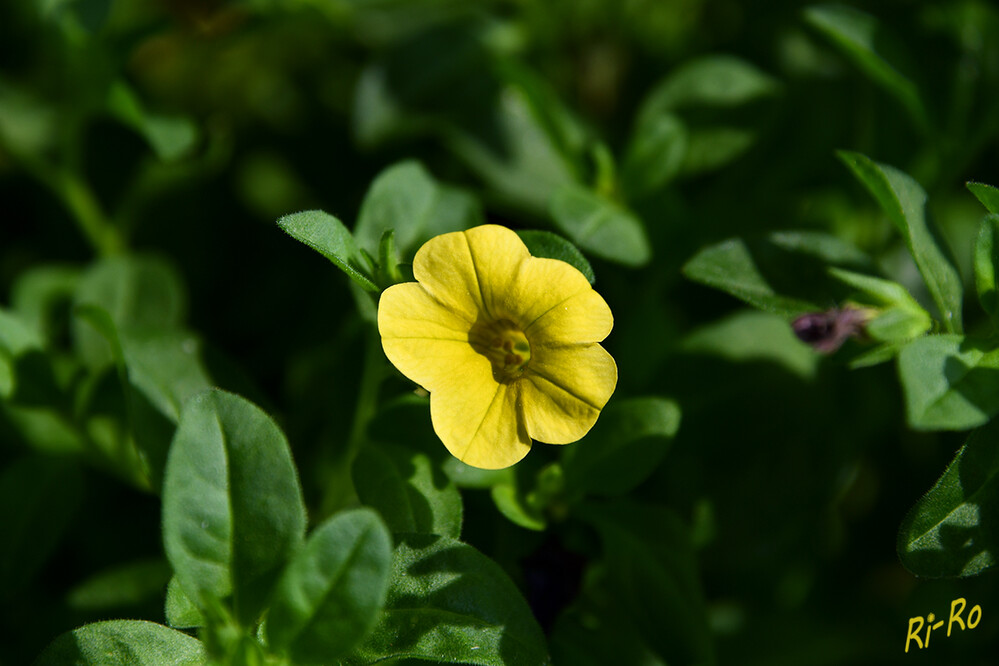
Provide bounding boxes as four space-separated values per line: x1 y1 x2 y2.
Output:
469 318 532 382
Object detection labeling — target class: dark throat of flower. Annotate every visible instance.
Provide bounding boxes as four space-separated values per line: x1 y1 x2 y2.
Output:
468 318 532 382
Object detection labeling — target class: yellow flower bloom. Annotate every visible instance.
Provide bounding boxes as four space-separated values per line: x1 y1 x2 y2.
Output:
377 224 617 469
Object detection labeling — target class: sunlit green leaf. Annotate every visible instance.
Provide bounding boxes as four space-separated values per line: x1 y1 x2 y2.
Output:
267 508 393 664
353 444 463 538
162 389 307 625
344 533 549 666
354 160 484 260
278 210 378 291
968 182 999 215
839 152 963 332
974 214 999 318
898 335 999 430
165 577 204 629
550 184 651 267
898 418 999 576
35 620 206 666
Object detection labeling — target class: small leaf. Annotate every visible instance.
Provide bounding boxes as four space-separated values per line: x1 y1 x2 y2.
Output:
974 214 999 317
35 620 206 666
278 210 378 292
73 255 187 369
683 231 872 317
635 55 780 118
165 577 204 629
898 335 999 431
563 397 681 497
839 151 963 332
490 482 546 531
549 184 651 267
267 509 393 664
162 389 307 625
968 182 999 215
828 267 932 342
354 160 484 259
67 559 171 612
805 4 928 131
353 444 463 538
898 418 999 577
107 81 198 161
621 113 687 199
517 230 596 284
344 534 549 666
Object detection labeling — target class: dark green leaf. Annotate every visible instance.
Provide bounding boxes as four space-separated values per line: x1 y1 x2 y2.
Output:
898 418 999 576
636 55 780 117
267 508 393 664
277 210 378 292
975 214 999 317
10 264 79 346
35 620 206 666
898 335 999 430
67 559 172 612
682 310 820 379
563 398 680 497
840 151 963 331
107 81 198 162
344 533 549 666
354 160 483 260
165 577 204 629
0 306 59 405
805 4 928 131
353 444 463 538
490 482 546 531
162 389 307 625
0 455 83 600
681 126 757 176
968 182 999 215
517 230 595 284
578 501 715 666
683 231 873 317
73 255 187 368
621 113 687 199
549 184 651 267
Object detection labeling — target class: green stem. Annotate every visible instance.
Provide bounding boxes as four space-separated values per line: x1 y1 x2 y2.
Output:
54 170 125 256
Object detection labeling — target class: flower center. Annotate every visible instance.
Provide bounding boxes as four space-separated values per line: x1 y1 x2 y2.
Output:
469 318 532 382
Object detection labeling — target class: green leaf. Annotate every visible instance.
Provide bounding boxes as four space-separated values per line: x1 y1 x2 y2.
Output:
839 152 963 332
898 418 999 577
549 184 651 267
0 455 83 600
974 214 999 318
683 231 873 317
10 264 79 346
344 533 549 666
354 160 484 260
107 81 198 162
828 267 932 342
35 620 206 666
0 306 59 405
898 335 999 430
490 482 546 531
682 310 820 379
578 500 715 666
804 4 928 131
562 398 680 497
165 577 204 629
681 126 758 176
67 559 172 612
517 230 596 284
353 444 463 538
162 389 307 625
73 255 187 369
277 210 378 292
968 182 999 215
267 508 393 664
621 113 687 199
636 55 781 117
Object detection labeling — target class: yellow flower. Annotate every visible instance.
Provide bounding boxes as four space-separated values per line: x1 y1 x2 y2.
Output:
377 224 617 469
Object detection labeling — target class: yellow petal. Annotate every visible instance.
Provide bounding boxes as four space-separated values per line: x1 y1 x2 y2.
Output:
412 225 529 323
506 257 613 344
378 282 479 390
431 375 531 469
521 343 617 444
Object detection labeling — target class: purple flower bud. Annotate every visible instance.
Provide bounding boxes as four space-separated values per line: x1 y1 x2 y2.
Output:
792 307 870 353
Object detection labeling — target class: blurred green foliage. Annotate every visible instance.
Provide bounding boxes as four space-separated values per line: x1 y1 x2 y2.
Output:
5 0 999 664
